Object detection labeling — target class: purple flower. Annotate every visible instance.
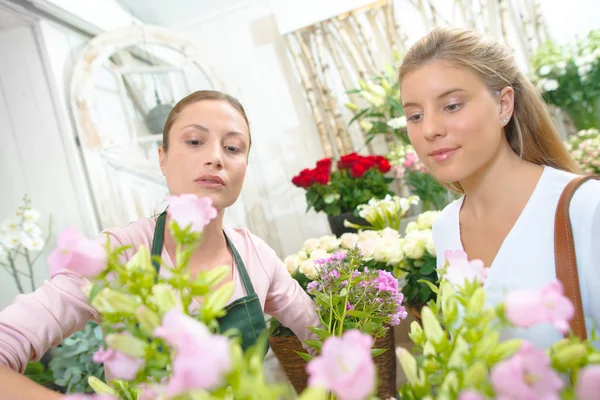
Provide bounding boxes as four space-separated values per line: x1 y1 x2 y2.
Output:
307 281 321 294
375 270 398 292
329 270 340 279
352 270 361 278
346 302 355 311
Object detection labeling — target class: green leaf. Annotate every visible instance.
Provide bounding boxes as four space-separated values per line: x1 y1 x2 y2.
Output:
420 262 436 275
296 351 314 362
303 340 323 351
87 284 104 305
346 309 371 318
371 348 388 357
308 326 331 341
418 279 440 294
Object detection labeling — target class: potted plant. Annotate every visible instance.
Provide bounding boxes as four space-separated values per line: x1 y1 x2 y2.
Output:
291 153 394 236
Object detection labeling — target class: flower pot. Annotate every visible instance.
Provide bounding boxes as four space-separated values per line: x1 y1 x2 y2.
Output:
373 327 397 399
327 212 369 237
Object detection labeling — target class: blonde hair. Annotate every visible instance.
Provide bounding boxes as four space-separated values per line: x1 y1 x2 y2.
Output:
398 27 579 193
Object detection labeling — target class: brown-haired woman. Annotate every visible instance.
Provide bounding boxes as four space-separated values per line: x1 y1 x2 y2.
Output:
0 90 319 399
399 28 600 348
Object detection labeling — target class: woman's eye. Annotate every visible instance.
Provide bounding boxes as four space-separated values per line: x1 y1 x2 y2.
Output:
186 139 202 146
445 103 462 112
407 114 423 122
225 145 241 153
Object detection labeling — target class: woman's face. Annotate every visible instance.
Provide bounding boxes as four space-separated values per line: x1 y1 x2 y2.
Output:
159 100 250 210
400 60 513 184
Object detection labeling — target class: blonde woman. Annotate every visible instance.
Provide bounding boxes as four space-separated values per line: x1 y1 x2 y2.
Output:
398 27 600 348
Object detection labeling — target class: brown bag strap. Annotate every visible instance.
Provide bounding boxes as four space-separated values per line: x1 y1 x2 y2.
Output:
554 174 600 339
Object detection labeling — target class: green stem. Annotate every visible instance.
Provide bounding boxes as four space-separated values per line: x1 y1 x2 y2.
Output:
7 255 25 294
24 250 36 292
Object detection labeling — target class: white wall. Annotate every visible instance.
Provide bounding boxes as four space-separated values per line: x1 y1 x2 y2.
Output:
0 19 96 307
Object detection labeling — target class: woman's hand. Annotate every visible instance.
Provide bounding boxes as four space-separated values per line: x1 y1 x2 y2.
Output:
0 365 63 400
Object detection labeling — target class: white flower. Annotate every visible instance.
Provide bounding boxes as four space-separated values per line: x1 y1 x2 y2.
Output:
380 227 400 241
284 254 302 275
403 239 425 260
358 230 379 242
1 232 21 249
399 196 420 212
357 239 376 260
23 209 41 223
309 249 330 261
578 64 593 78
417 211 439 230
318 235 341 252
340 233 359 249
299 260 318 279
20 233 44 252
302 238 319 254
22 222 42 238
1 218 20 233
374 238 404 265
405 221 418 233
359 120 374 132
542 79 559 92
424 231 436 256
387 116 407 129
538 65 552 76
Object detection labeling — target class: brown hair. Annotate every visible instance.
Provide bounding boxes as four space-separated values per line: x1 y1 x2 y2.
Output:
162 90 251 152
398 27 579 193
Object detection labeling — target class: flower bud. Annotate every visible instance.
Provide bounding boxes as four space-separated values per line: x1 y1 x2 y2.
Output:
136 306 161 335
421 307 447 351
553 343 588 370
448 336 468 369
474 331 499 358
344 102 359 112
464 361 487 386
441 371 459 393
396 347 423 386
487 339 522 364
88 376 118 396
125 245 154 273
423 341 437 357
106 334 148 358
586 352 600 364
467 287 486 314
91 288 138 315
150 284 180 315
408 321 425 346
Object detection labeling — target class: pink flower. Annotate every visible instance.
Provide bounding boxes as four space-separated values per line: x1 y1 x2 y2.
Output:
575 365 600 400
491 341 563 400
48 227 108 278
306 330 376 400
504 280 574 333
165 194 217 233
62 396 116 400
154 308 231 395
442 249 489 286
404 152 418 169
458 390 484 400
375 270 398 292
93 347 144 380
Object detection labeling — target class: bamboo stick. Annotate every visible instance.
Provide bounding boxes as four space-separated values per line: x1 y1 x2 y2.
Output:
294 29 342 158
365 9 393 61
285 33 334 158
348 13 378 71
342 17 377 76
330 17 370 75
388 0 408 51
382 1 400 55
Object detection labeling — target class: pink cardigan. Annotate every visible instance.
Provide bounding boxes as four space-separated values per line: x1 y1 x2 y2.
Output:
0 218 319 373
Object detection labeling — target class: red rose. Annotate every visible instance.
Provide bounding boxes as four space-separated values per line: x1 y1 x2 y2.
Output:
315 172 329 185
338 153 360 169
350 163 367 178
316 158 332 169
359 156 376 170
292 168 315 188
378 158 391 173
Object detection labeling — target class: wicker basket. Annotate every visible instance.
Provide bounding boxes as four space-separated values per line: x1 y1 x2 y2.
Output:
269 335 309 394
269 328 396 398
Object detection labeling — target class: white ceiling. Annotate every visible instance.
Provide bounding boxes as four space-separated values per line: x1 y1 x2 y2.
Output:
0 7 28 30
116 0 249 27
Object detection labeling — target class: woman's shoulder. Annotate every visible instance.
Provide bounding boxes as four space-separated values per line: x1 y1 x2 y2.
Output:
542 166 600 217
432 195 463 234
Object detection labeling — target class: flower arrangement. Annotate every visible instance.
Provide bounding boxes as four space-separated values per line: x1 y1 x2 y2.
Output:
397 249 600 400
344 54 410 145
1 195 50 293
54 195 291 400
530 29 600 130
345 194 419 231
565 128 600 175
387 144 450 211
291 154 394 217
396 211 439 316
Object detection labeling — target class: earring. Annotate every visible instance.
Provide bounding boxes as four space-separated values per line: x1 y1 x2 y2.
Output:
503 116 510 124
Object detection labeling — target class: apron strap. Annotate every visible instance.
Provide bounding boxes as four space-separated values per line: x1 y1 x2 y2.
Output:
151 211 256 297
151 211 167 275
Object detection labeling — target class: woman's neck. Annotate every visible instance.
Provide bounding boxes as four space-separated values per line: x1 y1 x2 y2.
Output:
459 145 544 218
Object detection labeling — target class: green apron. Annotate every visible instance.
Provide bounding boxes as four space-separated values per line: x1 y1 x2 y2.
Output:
151 211 267 352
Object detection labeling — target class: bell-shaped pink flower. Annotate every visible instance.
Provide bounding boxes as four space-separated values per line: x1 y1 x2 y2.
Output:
48 227 107 278
504 280 574 333
165 194 217 233
306 330 376 400
576 365 600 400
458 390 484 400
491 341 563 399
93 348 144 380
154 308 231 395
442 249 489 286
62 395 116 400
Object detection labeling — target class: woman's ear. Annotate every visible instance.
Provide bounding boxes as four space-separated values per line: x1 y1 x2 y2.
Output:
158 145 167 176
498 86 515 124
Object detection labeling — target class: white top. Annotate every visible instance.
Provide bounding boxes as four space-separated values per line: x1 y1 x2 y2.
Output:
432 166 600 348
